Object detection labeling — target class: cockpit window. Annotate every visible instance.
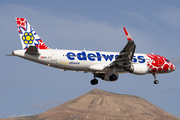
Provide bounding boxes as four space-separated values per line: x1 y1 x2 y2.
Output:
166 59 170 62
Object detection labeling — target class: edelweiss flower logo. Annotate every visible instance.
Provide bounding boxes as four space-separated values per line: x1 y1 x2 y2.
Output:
22 32 34 44
16 17 49 50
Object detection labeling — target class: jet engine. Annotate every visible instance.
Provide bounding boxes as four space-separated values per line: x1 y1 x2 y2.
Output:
124 64 148 75
95 73 119 81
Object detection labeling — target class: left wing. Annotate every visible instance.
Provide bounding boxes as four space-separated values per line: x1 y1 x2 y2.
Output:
108 27 136 70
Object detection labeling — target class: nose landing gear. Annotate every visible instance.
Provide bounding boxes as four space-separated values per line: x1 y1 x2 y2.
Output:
154 80 159 84
153 73 159 84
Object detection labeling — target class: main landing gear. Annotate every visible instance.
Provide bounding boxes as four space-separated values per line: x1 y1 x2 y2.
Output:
153 73 159 84
91 78 98 85
91 74 98 85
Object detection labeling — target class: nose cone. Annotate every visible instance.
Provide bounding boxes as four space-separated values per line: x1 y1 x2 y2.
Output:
171 63 176 71
172 64 176 71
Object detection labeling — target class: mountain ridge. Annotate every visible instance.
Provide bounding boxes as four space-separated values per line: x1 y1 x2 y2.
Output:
1 88 179 120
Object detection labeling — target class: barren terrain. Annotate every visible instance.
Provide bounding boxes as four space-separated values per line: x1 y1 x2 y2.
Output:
1 89 179 120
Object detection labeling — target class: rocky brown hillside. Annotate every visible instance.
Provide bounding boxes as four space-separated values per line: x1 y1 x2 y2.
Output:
1 89 179 120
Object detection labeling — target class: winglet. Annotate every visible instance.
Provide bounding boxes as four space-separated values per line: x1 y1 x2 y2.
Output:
123 27 133 41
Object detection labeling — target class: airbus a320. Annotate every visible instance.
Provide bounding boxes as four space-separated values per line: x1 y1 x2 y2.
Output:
10 18 176 85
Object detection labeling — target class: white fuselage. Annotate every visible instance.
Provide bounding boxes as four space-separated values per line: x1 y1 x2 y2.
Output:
13 49 153 74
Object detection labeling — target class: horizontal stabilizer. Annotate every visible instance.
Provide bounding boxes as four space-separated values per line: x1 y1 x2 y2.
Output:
25 46 40 55
6 54 15 56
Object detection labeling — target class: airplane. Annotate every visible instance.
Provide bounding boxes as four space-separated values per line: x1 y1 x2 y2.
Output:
10 17 176 85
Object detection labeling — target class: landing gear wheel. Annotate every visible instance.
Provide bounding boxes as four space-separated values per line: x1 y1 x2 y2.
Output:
91 79 98 85
153 73 159 84
109 74 117 81
154 80 159 84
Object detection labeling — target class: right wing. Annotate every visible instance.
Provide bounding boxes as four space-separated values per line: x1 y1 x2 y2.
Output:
108 27 136 69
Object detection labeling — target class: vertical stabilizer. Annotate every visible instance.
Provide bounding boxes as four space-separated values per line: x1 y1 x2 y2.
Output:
16 18 50 50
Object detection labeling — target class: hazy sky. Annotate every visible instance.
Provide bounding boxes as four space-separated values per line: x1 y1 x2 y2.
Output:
0 0 180 118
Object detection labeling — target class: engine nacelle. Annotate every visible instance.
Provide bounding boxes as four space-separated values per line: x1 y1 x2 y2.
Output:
125 64 148 75
95 73 119 81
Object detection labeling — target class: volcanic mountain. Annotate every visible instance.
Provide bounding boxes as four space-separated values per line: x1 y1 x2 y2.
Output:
1 89 179 120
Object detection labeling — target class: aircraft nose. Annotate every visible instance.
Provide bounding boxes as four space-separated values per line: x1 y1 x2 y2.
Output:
172 64 176 71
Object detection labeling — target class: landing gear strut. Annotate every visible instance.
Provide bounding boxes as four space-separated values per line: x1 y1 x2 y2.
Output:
90 74 98 85
153 73 159 84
